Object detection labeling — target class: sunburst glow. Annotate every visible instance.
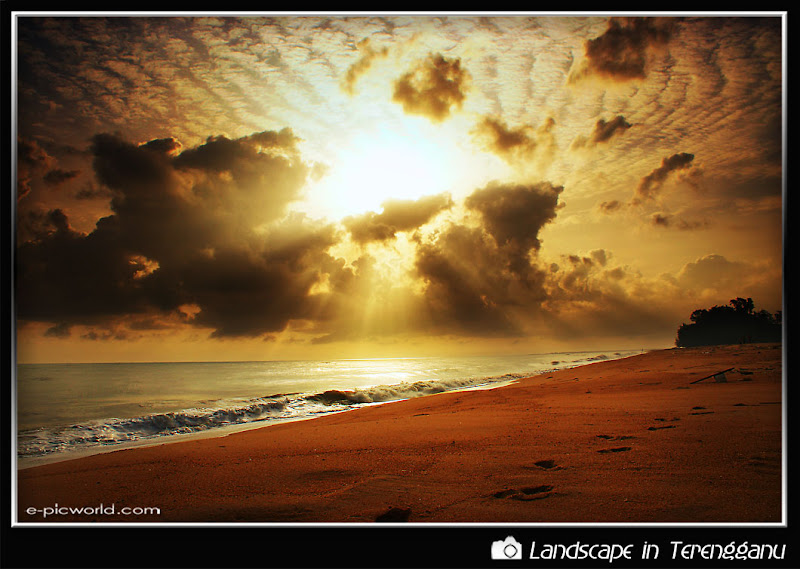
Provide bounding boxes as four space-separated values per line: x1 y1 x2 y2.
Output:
300 120 491 221
14 14 783 363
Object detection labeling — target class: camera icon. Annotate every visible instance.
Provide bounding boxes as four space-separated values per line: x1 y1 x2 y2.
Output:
491 536 523 560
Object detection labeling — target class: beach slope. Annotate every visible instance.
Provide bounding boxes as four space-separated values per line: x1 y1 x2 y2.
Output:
17 344 783 523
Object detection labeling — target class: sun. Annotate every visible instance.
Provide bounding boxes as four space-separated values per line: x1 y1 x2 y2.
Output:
297 117 506 221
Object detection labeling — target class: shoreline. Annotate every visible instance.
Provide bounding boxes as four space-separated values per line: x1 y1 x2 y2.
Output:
16 352 635 469
15 375 532 471
16 343 783 524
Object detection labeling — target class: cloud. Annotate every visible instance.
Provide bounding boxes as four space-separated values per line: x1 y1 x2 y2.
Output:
410 210 689 343
597 153 705 230
569 17 676 84
570 115 632 150
471 116 557 166
44 322 72 338
590 249 608 266
634 152 695 201
343 192 454 243
341 37 391 95
17 137 55 200
16 129 341 339
673 253 781 310
177 216 341 338
464 181 563 255
411 182 563 336
18 132 570 345
677 254 745 290
597 199 624 214
650 212 709 231
537 248 728 343
413 226 527 337
42 168 81 186
392 53 470 122
15 209 161 326
140 137 183 155
75 182 112 201
399 183 710 343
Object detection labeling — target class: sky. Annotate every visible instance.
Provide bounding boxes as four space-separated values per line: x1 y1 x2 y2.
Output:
14 13 785 363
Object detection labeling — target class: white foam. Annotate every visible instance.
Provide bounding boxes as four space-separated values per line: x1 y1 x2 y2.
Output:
17 350 641 466
16 371 538 463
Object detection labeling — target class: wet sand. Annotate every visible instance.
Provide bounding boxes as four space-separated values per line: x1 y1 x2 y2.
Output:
16 343 783 523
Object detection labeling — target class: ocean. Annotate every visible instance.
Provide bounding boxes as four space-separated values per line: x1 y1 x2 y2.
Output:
16 350 639 467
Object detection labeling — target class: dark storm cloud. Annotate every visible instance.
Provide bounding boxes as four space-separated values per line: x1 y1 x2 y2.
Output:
414 228 526 337
392 53 470 122
570 17 676 83
412 182 562 336
43 168 81 187
75 182 112 201
140 137 183 155
174 129 301 170
17 137 55 200
464 181 563 255
571 115 632 150
16 129 343 339
634 152 695 200
343 193 454 243
87 129 309 264
16 208 62 243
91 132 176 196
15 209 160 325
176 218 341 338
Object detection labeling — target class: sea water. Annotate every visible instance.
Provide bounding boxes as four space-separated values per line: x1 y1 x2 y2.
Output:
16 350 639 467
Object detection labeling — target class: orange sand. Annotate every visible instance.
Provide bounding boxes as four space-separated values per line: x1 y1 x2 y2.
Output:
16 343 783 523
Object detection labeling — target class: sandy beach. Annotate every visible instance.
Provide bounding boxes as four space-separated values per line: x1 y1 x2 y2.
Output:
16 343 783 524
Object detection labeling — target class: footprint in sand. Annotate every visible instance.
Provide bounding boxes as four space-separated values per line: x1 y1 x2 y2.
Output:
522 459 565 472
596 435 636 441
375 507 411 522
647 425 677 431
597 446 632 453
514 485 554 501
493 484 554 501
746 453 781 474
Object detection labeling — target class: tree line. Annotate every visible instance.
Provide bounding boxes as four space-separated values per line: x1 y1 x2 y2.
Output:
675 297 782 347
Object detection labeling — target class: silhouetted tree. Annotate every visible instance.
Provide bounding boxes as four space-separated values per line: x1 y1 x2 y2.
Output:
675 297 782 347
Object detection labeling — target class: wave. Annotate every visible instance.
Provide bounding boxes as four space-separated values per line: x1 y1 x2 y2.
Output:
16 371 531 461
17 351 637 463
306 373 525 405
17 398 293 460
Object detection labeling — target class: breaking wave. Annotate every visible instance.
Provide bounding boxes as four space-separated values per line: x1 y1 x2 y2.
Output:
17 371 531 462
